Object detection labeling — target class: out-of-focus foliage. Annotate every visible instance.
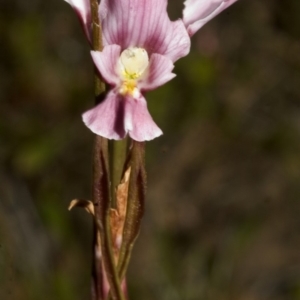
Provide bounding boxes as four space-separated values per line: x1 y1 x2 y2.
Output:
1 0 300 299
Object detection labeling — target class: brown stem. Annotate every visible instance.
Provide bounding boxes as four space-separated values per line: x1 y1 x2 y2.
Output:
90 0 104 96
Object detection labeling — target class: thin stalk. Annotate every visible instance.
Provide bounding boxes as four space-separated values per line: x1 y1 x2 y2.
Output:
90 0 104 96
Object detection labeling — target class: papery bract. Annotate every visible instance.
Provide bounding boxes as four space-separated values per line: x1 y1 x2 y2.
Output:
65 0 238 141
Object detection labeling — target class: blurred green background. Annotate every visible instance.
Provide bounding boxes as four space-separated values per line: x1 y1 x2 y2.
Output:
1 0 300 299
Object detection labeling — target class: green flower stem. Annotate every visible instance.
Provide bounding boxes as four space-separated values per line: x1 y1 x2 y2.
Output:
90 1 124 300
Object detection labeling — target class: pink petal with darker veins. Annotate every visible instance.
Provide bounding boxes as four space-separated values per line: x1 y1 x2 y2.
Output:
163 20 191 62
91 45 121 86
183 0 238 36
124 95 163 142
82 90 126 140
64 0 92 42
139 54 175 91
100 0 191 62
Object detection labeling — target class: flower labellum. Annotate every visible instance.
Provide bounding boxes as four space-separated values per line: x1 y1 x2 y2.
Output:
65 0 239 141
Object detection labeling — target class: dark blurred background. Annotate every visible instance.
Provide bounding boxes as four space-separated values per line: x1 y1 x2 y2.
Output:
1 0 300 299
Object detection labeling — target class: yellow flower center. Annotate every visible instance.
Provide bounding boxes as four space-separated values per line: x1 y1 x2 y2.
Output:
118 47 149 96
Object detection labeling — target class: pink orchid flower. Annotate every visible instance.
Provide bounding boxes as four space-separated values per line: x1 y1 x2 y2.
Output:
65 0 238 141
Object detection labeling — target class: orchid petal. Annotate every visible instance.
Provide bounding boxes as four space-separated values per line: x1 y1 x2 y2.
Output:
100 0 190 62
82 90 126 140
64 0 92 42
91 45 121 86
183 0 238 36
139 54 175 91
163 20 191 62
124 95 163 141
